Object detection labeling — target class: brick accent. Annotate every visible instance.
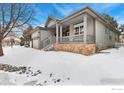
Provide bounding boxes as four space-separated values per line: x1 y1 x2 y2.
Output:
53 44 96 56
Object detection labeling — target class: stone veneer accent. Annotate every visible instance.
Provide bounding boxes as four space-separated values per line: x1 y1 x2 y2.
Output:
53 44 96 56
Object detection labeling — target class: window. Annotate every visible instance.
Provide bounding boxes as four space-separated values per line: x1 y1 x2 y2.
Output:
105 28 111 34
80 26 84 34
74 27 79 35
105 28 108 34
74 23 84 35
62 28 69 36
109 35 112 40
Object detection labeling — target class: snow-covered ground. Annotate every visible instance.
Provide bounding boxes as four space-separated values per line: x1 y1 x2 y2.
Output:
0 46 124 85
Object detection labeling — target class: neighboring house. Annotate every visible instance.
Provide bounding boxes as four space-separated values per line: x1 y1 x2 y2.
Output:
31 26 55 49
119 32 124 43
31 6 120 53
2 32 21 46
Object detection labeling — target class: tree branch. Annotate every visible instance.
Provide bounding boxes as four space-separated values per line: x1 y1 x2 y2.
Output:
0 4 35 40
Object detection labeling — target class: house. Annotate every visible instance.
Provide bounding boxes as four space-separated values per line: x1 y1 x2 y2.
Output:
31 6 120 55
119 32 124 43
2 32 21 46
31 26 55 49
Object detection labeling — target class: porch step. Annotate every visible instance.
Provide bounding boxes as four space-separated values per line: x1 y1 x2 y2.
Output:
43 44 54 51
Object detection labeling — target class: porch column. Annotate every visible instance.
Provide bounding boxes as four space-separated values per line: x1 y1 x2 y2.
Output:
83 14 87 43
56 23 59 43
69 24 74 42
60 24 62 42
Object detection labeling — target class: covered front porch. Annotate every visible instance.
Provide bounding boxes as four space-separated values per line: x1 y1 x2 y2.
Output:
46 13 95 44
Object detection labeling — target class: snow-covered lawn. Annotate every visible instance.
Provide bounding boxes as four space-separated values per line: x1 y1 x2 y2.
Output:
0 46 124 85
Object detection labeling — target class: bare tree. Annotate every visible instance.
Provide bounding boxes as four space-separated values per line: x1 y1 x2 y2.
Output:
0 4 35 56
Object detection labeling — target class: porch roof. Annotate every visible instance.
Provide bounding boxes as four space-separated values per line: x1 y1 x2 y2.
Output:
45 6 120 34
45 16 60 28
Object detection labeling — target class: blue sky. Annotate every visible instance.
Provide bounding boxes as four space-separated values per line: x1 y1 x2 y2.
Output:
32 3 124 26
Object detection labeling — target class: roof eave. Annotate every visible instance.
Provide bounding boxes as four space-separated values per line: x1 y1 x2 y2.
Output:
60 6 119 33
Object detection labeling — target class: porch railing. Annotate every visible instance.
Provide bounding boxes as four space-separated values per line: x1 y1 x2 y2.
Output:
40 35 56 49
59 34 95 43
87 35 95 44
60 34 84 43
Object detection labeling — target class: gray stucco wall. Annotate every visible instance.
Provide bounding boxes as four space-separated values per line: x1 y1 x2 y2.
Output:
32 29 54 49
87 15 95 44
40 30 53 41
32 30 40 49
95 20 117 50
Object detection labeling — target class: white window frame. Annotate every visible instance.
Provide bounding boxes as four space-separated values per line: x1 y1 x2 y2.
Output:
74 22 84 35
105 28 110 34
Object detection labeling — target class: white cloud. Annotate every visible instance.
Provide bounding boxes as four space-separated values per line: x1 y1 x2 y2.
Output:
92 3 120 13
51 3 121 18
102 3 118 9
90 3 124 25
116 16 124 25
118 20 124 24
52 4 74 17
114 10 124 25
52 3 120 17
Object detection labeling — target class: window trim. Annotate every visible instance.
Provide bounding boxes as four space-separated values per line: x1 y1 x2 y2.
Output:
74 22 84 35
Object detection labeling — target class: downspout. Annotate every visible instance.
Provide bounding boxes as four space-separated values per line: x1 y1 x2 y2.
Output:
93 18 96 44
